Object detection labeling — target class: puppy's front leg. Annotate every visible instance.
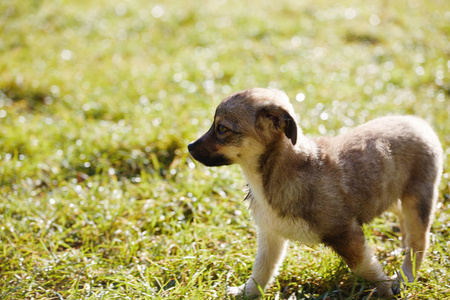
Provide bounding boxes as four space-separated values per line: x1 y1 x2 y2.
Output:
227 230 287 298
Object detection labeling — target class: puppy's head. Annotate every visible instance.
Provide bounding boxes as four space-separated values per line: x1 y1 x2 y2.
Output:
188 88 298 167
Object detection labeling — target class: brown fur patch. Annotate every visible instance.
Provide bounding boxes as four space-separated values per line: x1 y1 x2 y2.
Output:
322 223 365 269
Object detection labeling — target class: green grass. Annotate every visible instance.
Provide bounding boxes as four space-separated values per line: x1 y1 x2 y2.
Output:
0 0 449 299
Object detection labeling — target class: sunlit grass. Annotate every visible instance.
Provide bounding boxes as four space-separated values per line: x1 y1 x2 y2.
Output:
0 0 449 299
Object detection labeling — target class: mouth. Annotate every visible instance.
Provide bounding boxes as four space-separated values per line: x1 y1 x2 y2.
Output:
188 142 232 167
193 153 233 167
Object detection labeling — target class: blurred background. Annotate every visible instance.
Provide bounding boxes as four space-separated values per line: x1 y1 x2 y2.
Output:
0 0 449 299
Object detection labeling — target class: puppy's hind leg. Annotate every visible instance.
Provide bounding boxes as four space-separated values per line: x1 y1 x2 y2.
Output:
399 187 437 283
324 221 393 297
227 230 287 298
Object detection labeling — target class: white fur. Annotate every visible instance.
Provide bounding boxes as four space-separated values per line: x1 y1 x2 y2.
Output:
244 170 320 244
228 169 321 297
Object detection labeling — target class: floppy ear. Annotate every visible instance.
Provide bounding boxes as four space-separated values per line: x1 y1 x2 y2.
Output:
256 105 298 145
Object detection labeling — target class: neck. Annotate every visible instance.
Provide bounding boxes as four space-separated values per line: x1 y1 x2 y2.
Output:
239 135 319 204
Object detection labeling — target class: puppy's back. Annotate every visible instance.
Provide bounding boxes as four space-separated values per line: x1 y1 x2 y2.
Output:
337 115 442 167
351 115 440 149
327 115 442 224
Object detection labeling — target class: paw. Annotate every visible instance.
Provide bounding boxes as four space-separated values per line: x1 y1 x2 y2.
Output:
226 281 262 299
368 279 396 298
388 274 401 296
390 271 413 296
391 281 402 296
226 285 245 296
374 284 395 298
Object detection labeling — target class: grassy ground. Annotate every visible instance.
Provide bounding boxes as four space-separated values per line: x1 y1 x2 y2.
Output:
0 0 449 299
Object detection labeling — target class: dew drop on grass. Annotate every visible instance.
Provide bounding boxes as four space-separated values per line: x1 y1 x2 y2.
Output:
151 5 164 18
344 8 357 20
202 79 215 94
188 160 195 169
152 118 161 127
222 85 232 94
318 124 327 135
295 93 305 102
61 50 72 61
315 103 324 111
230 76 239 85
363 86 373 95
115 3 127 16
139 95 150 106
415 66 425 76
355 77 365 86
369 14 381 26
75 185 83 193
384 61 394 71
196 21 207 32
415 53 425 64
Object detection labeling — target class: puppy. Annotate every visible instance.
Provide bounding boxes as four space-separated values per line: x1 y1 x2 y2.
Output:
188 88 443 297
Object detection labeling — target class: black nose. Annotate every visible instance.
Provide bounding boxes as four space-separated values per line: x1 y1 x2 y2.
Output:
188 142 195 152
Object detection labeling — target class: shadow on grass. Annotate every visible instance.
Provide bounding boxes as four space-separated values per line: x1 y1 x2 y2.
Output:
0 81 52 111
275 273 378 300
226 264 382 300
68 137 185 180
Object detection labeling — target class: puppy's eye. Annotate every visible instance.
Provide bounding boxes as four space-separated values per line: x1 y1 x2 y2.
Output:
217 124 229 134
